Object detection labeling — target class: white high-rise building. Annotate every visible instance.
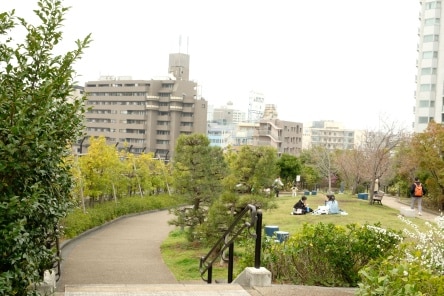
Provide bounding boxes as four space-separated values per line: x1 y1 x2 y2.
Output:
414 1 444 132
247 91 265 123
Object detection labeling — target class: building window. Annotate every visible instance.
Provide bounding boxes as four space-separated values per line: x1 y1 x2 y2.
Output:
420 84 436 91
423 34 439 42
418 116 429 124
420 67 437 75
419 100 430 107
422 51 438 59
424 18 440 26
426 1 441 9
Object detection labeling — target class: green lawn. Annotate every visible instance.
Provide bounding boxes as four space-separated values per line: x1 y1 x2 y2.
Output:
260 192 429 235
161 192 430 282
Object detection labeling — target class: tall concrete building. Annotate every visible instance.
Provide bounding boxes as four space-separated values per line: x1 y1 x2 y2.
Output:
252 105 303 156
302 120 362 150
414 1 443 132
78 53 208 160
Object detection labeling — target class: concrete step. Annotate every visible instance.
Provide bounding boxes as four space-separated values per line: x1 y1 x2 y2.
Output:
63 284 251 296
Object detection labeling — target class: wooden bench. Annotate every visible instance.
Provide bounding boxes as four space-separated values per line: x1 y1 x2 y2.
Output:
372 191 384 205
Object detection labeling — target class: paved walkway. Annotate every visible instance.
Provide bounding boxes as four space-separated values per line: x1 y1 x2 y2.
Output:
56 210 177 291
55 195 442 296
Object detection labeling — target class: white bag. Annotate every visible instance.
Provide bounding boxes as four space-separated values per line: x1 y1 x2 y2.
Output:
312 205 329 215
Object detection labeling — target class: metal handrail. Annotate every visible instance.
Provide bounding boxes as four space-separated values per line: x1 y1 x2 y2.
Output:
199 204 260 283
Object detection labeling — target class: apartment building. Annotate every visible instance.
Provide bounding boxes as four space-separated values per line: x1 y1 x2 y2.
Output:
414 1 443 132
78 53 208 160
302 120 361 150
252 105 303 156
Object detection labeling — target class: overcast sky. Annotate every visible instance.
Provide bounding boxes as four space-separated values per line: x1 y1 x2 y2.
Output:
3 0 420 131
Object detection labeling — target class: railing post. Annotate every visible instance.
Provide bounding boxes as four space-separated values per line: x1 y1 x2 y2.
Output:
254 210 262 269
208 265 212 284
228 241 234 283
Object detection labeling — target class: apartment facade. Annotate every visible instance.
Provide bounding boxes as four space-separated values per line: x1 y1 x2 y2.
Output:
253 118 303 156
78 53 208 160
302 120 361 150
414 1 444 132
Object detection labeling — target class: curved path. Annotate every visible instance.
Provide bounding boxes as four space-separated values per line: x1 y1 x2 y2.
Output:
56 210 177 292
55 196 441 295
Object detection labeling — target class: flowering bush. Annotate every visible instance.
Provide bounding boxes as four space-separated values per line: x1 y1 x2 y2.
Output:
357 215 444 295
398 215 444 275
238 222 402 287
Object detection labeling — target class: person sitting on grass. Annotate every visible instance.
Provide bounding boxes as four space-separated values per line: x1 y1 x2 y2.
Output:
292 196 312 215
325 193 340 214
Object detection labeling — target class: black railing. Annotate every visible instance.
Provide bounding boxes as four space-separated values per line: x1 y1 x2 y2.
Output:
199 204 262 283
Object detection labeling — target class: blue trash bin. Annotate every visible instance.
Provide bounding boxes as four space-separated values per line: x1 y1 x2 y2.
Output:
311 191 317 196
358 193 369 200
275 231 289 243
304 191 310 195
264 225 279 237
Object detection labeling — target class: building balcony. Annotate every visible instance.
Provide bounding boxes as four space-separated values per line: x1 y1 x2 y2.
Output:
180 126 193 132
157 115 170 121
170 96 184 101
170 105 183 111
146 95 159 101
155 143 170 150
181 117 194 123
257 130 282 141
146 104 159 110
159 105 170 112
156 134 170 140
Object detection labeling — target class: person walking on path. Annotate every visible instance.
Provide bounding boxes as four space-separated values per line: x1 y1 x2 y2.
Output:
410 177 427 216
273 176 284 197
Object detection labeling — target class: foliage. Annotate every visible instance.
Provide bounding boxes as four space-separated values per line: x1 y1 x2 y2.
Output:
310 146 337 192
170 134 228 240
78 136 121 203
335 149 366 194
357 254 444 296
225 145 279 193
197 145 279 246
238 222 402 287
357 215 444 295
411 121 444 210
61 194 183 239
74 136 172 209
0 1 91 294
276 153 301 187
298 150 322 190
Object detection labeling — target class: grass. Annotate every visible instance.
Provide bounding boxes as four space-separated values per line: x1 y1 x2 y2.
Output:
161 192 432 282
260 192 430 234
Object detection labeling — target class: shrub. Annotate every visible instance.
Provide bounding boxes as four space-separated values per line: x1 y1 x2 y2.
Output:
239 222 402 287
357 215 444 295
61 194 183 239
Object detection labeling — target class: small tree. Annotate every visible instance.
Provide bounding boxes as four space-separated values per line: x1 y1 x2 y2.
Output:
276 153 302 186
357 119 405 204
170 134 227 241
0 1 91 294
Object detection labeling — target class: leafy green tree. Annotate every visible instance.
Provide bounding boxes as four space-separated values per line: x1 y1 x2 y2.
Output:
299 150 322 191
0 1 91 294
170 134 227 240
79 136 122 203
276 153 302 186
411 121 444 210
226 145 279 193
136 152 171 195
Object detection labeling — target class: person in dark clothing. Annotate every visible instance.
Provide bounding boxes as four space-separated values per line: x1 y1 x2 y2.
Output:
292 196 312 215
410 177 427 216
